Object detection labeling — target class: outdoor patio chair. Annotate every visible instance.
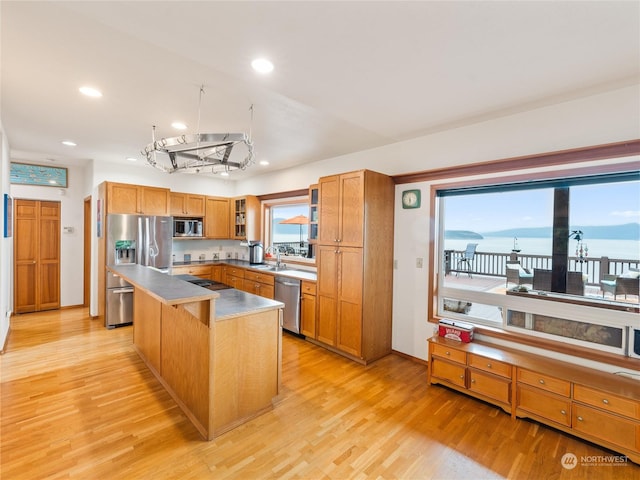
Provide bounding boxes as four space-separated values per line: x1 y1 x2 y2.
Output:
600 268 640 300
533 268 552 291
456 243 478 278
566 271 587 296
506 263 533 287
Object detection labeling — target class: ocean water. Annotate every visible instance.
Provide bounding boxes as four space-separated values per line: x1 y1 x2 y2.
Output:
444 237 639 261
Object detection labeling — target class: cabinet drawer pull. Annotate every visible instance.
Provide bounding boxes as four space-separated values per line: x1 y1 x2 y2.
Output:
445 351 450 356
577 416 584 422
459 375 464 379
560 410 566 415
602 399 609 405
486 363 492 368
471 379 476 383
538 379 545 385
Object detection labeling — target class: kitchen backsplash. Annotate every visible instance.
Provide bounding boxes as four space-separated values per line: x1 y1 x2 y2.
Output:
171 239 249 262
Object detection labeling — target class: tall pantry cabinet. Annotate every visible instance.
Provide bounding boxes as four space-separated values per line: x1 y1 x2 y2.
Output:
315 170 394 364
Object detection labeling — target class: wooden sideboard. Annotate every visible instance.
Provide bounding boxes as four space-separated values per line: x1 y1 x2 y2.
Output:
427 336 640 463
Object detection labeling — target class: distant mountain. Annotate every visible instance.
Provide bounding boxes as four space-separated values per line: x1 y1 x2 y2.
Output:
481 223 640 240
444 230 484 240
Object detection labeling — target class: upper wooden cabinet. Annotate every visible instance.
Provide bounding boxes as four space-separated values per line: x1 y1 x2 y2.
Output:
230 196 261 240
205 196 230 239
170 192 205 217
318 171 365 247
106 182 170 215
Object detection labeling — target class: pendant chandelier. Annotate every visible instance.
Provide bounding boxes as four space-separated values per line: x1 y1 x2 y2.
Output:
143 86 254 175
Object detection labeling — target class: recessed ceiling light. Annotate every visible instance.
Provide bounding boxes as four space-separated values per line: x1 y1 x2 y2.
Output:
251 58 274 74
126 157 137 162
259 160 270 166
62 140 77 147
79 86 102 97
171 122 187 130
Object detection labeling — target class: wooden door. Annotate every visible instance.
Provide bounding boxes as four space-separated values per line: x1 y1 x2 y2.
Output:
14 199 61 313
14 200 38 313
205 197 230 239
336 247 364 357
316 245 338 346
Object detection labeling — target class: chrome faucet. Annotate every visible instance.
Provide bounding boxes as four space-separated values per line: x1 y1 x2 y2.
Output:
265 245 285 270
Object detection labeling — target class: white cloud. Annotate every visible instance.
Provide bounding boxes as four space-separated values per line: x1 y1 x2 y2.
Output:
610 210 640 218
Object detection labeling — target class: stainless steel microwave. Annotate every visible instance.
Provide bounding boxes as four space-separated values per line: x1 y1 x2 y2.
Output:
173 218 203 237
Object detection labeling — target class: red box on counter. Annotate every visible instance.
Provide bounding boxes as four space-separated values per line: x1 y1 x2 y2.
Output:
438 319 474 343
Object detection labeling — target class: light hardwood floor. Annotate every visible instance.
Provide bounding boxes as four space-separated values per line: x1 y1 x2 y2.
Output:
2 308 638 479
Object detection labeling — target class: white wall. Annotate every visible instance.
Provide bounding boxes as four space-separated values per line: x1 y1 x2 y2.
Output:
0 127 11 350
237 84 640 361
10 164 88 308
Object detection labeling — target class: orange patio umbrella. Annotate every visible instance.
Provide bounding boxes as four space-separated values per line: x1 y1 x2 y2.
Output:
279 214 308 246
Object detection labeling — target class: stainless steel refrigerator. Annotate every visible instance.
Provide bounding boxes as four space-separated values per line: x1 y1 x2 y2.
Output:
105 214 172 328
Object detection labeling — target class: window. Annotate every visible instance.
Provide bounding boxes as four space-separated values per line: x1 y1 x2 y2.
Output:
264 201 311 259
435 171 639 355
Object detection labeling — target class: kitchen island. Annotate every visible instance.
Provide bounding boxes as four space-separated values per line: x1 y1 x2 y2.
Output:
107 264 283 440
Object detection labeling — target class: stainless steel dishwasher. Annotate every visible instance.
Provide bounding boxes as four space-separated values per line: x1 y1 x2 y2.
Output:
275 276 301 334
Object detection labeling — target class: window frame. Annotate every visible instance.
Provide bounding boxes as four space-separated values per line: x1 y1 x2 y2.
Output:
418 141 640 367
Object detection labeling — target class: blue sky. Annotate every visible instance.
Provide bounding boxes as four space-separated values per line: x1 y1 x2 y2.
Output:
444 181 640 232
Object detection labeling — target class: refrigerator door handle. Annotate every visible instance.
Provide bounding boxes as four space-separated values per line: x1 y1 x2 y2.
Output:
112 288 134 294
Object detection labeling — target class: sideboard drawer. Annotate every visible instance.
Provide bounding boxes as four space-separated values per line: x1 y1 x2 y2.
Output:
517 385 571 427
431 358 466 387
469 369 511 404
431 343 466 365
573 404 639 451
574 384 640 420
517 368 571 397
468 353 512 378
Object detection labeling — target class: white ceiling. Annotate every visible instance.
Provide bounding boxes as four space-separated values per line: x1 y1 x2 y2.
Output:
2 1 639 180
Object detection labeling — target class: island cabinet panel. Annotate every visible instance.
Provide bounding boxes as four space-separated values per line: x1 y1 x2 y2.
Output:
315 169 394 364
212 310 280 433
161 302 211 432
133 288 162 374
427 336 640 464
205 196 230 239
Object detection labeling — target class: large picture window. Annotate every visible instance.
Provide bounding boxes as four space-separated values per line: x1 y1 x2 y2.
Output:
435 171 639 354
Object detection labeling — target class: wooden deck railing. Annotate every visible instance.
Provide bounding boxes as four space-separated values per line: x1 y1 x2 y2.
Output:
446 249 639 285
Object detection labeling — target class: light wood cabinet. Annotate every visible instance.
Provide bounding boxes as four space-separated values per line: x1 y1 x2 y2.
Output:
243 271 275 299
230 196 260 240
170 192 205 217
14 200 61 313
106 182 169 215
300 280 317 338
315 170 394 364
171 265 212 279
427 337 640 463
205 196 230 239
225 266 245 290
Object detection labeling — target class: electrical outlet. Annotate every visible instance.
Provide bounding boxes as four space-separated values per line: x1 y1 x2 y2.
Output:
393 259 398 269
416 257 423 268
